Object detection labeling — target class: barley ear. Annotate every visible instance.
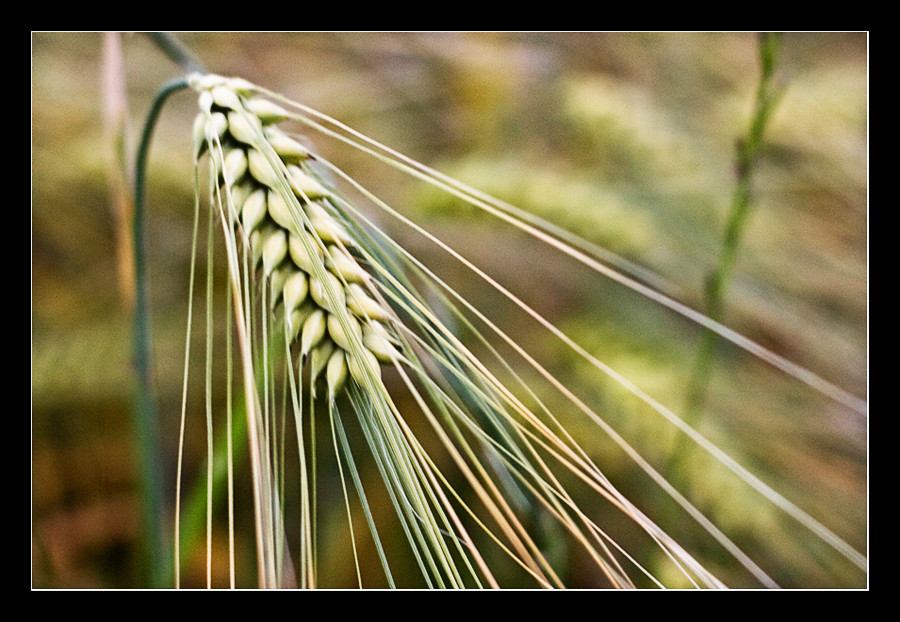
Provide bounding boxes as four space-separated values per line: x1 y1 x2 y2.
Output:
189 74 401 399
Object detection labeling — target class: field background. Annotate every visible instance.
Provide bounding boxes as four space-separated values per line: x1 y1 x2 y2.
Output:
32 32 867 589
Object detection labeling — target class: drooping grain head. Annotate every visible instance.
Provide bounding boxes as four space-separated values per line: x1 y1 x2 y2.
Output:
189 74 400 396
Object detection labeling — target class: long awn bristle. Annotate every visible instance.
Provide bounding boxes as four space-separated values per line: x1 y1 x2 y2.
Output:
179 70 866 591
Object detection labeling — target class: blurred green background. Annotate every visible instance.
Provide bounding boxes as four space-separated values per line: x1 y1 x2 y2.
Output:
32 32 867 589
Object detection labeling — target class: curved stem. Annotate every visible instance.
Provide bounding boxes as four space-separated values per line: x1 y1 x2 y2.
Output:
132 76 191 587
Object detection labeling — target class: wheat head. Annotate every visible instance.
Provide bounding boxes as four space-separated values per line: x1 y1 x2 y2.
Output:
186 74 594 589
185 73 735 590
190 74 400 401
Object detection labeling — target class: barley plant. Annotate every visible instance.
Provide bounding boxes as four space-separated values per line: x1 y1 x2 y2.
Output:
32 32 867 589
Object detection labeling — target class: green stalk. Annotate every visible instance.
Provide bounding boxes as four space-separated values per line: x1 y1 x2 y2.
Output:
132 76 191 587
672 33 784 473
130 32 208 588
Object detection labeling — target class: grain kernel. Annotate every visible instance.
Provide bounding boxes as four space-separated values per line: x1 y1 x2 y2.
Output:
227 110 261 146
282 270 309 314
241 188 268 234
211 84 243 111
326 348 348 398
362 322 399 362
327 312 363 351
287 164 330 200
246 97 289 125
345 283 391 322
309 338 336 386
309 270 346 313
288 230 325 274
266 189 298 232
348 347 381 386
287 303 314 342
326 245 369 283
266 129 310 162
262 227 288 275
306 202 353 246
247 148 280 188
300 309 327 357
222 148 248 185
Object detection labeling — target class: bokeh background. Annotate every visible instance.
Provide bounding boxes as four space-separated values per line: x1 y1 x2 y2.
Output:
32 32 867 589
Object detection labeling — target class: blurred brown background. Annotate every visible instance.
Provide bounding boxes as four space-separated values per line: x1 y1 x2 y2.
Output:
32 32 867 589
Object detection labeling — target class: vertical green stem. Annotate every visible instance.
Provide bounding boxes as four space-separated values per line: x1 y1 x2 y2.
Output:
133 76 190 587
130 32 210 588
672 33 784 472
